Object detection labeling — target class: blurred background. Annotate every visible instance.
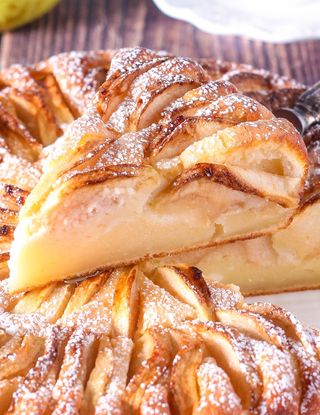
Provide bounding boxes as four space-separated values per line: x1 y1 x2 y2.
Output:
0 0 319 84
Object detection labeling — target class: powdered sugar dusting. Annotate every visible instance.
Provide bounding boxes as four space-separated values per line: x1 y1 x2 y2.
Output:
195 356 242 414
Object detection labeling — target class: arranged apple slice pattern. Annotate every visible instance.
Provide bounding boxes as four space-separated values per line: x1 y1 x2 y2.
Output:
0 264 319 414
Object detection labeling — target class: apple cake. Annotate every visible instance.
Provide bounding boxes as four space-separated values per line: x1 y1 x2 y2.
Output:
0 264 319 414
0 48 318 414
5 48 309 291
0 47 317 295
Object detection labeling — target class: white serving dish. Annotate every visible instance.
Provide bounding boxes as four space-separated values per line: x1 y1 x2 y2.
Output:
153 0 320 42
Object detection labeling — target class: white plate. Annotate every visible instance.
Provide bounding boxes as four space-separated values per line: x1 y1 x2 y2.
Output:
153 0 320 42
248 290 320 328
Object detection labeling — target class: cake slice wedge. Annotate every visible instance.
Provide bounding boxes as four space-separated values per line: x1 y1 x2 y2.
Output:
8 49 308 292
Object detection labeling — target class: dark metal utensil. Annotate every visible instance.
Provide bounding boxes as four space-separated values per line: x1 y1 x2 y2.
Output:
274 81 320 135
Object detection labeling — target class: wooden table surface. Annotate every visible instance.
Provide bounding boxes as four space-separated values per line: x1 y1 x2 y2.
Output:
0 0 319 85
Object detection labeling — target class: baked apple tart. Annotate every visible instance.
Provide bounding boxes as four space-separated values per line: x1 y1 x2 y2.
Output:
0 264 319 414
7 48 308 291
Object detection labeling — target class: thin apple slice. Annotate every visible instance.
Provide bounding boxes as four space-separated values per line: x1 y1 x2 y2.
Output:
82 336 113 415
245 302 319 358
140 383 171 415
38 73 74 126
150 265 214 320
112 267 140 338
215 307 319 414
42 50 114 116
12 283 58 314
289 341 320 415
170 342 205 414
250 339 299 415
195 93 273 122
194 357 243 415
37 283 75 323
0 334 44 380
124 328 171 414
180 118 308 208
150 116 234 162
61 273 108 317
161 80 238 123
0 65 62 145
180 321 262 411
0 102 41 161
216 309 287 348
58 271 118 335
98 48 169 123
136 275 196 336
207 281 244 309
95 336 133 415
50 328 97 415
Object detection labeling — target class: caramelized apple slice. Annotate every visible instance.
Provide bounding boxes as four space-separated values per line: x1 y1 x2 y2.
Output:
150 265 214 320
38 283 75 323
112 267 140 338
99 48 169 122
124 328 171 414
244 302 319 357
58 271 117 335
215 307 320 414
107 57 209 133
12 283 58 314
61 273 107 317
0 334 44 380
289 341 320 415
0 377 23 414
170 342 205 414
216 309 287 348
36 50 113 117
150 117 234 161
0 102 41 161
207 281 244 309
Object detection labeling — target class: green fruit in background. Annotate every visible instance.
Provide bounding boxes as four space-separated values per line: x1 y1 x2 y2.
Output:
0 0 61 31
